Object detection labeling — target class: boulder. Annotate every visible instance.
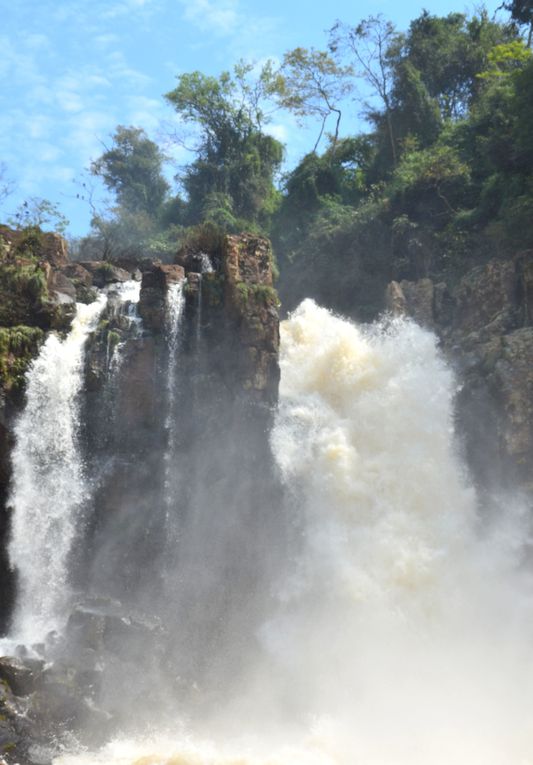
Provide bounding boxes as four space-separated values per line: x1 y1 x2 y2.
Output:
47 271 76 304
386 278 435 327
0 657 43 696
60 263 93 288
79 262 131 288
39 232 69 268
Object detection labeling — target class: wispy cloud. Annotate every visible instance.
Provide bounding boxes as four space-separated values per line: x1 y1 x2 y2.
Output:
178 0 239 35
176 0 279 53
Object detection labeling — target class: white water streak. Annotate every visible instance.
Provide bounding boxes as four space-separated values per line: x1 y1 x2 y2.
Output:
164 281 186 510
8 294 108 643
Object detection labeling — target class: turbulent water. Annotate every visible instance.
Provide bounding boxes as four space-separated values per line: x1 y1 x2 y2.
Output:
46 299 533 763
8 295 108 642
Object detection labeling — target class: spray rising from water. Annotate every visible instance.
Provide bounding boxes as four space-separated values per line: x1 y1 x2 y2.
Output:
8 295 108 643
56 299 533 764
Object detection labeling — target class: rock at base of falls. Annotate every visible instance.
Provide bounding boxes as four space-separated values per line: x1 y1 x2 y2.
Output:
0 597 166 765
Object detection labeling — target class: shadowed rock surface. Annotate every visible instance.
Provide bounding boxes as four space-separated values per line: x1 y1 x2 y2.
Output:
386 250 533 495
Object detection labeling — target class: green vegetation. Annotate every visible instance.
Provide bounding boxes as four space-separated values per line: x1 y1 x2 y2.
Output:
272 8 533 316
7 199 68 234
0 261 49 326
3 3 533 322
0 326 44 391
202 272 225 308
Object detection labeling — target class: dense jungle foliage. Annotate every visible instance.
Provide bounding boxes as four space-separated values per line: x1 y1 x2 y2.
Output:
2 2 533 319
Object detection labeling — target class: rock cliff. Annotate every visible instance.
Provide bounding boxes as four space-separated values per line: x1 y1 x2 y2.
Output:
386 251 533 495
0 228 282 760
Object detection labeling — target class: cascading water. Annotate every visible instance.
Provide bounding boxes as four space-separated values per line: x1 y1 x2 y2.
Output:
8 294 108 644
195 253 214 344
53 298 533 764
105 280 142 371
164 281 186 515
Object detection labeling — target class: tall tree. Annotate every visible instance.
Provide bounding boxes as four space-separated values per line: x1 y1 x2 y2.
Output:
504 0 533 45
91 126 170 218
165 63 283 226
330 16 400 165
276 48 353 152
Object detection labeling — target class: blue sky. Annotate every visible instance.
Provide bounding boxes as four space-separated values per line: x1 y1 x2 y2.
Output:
1 0 505 236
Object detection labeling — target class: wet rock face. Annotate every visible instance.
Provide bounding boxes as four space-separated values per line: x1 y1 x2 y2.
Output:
138 263 185 331
220 234 280 403
142 233 280 402
0 227 146 642
0 598 157 764
386 251 533 494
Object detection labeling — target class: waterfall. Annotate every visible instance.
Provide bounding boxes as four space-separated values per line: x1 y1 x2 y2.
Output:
8 294 108 644
54 299 533 764
164 281 185 514
106 280 142 371
196 253 214 344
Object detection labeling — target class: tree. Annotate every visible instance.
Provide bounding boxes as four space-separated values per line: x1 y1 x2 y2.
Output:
503 0 533 46
91 126 170 218
399 11 514 119
7 198 69 234
276 48 353 152
330 16 400 165
165 63 284 226
0 163 14 210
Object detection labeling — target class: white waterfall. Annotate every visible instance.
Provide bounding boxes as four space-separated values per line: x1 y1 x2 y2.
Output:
196 253 214 344
106 280 143 371
164 281 186 512
8 294 108 644
199 252 214 274
54 299 533 764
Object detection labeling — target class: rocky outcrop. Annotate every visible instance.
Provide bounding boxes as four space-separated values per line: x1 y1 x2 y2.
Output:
0 227 283 755
140 233 280 402
386 251 533 494
138 263 185 331
182 233 280 404
221 234 280 401
76 232 283 720
79 261 131 288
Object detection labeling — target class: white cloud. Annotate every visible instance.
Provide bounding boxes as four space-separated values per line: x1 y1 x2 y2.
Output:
27 115 54 140
265 122 288 142
179 0 239 35
177 0 279 43
93 33 120 47
126 96 167 131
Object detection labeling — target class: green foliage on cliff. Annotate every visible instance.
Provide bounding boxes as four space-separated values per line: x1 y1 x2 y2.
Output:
272 8 533 317
0 262 48 326
0 326 44 392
